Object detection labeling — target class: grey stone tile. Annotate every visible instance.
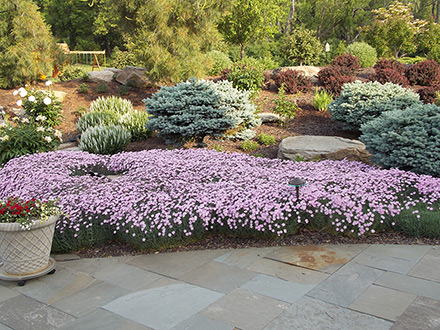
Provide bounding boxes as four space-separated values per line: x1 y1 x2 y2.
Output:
349 285 416 321
263 296 393 330
0 323 13 330
58 308 153 330
103 283 223 330
201 288 289 330
52 254 81 262
352 251 419 274
307 263 384 307
214 248 276 269
52 281 130 317
241 274 316 303
14 267 98 304
247 257 329 285
365 245 431 260
126 250 225 278
392 296 440 330
375 272 440 301
0 285 19 303
171 314 233 330
409 247 440 282
60 257 130 276
0 295 75 330
265 244 366 273
178 261 257 293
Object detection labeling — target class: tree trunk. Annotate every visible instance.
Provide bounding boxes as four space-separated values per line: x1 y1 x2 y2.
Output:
284 0 295 35
240 44 245 59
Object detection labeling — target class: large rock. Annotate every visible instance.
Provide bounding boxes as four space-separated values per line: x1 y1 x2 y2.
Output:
88 68 121 83
115 66 150 87
278 135 371 162
258 112 281 123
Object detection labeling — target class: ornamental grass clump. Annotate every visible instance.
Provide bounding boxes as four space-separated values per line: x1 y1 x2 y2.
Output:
79 125 131 155
1 150 439 252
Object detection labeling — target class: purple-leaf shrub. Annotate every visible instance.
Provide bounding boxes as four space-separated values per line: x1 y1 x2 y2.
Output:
0 150 439 251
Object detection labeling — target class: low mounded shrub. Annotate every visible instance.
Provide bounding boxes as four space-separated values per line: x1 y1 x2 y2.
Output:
328 81 421 131
417 87 439 104
272 69 312 93
312 87 333 111
59 65 87 82
405 59 440 86
240 140 259 151
96 83 109 93
371 59 408 86
345 42 377 68
119 111 152 141
360 103 440 177
317 66 355 96
332 54 360 74
145 78 261 145
79 125 131 155
257 133 276 146
89 96 133 115
206 50 233 76
76 111 119 133
111 47 139 69
397 56 426 65
1 150 439 252
428 45 440 64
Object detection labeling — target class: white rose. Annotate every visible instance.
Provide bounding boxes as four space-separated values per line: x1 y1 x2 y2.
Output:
45 80 52 86
18 87 25 92
16 100 22 107
44 136 52 143
28 95 36 102
12 90 18 96
19 90 28 97
1 135 9 141
36 126 45 132
43 97 52 105
21 118 29 124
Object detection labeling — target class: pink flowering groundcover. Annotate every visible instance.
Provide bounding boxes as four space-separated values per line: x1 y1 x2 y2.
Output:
1 149 439 252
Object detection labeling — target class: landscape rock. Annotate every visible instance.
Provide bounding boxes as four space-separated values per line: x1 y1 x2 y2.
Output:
51 91 67 102
87 68 121 83
115 66 150 88
258 112 281 123
278 135 371 162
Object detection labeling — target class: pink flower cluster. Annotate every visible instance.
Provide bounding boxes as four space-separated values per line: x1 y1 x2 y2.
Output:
0 150 439 242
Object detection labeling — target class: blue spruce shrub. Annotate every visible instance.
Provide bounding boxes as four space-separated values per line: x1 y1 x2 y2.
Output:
360 103 440 177
328 81 421 131
145 78 261 145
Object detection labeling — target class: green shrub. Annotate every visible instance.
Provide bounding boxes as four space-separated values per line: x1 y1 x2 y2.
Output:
278 27 322 66
329 81 421 131
428 45 440 63
59 65 87 82
96 83 109 93
397 56 426 65
118 85 131 96
0 119 61 165
312 88 333 111
206 50 232 76
78 83 89 94
89 96 133 115
240 140 259 152
221 58 264 99
345 42 377 68
272 84 299 126
257 133 276 146
360 103 440 177
145 78 261 145
119 111 151 141
111 47 139 69
82 73 90 82
79 125 131 155
76 111 119 133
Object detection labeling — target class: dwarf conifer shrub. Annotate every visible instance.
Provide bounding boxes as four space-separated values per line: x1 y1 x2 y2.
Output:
317 66 355 96
206 50 232 76
360 103 440 176
79 125 131 155
405 60 440 86
332 54 360 73
345 42 377 68
145 78 261 145
272 69 312 93
221 59 264 99
329 81 421 131
371 59 408 86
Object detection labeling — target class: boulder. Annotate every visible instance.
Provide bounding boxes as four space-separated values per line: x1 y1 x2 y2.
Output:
115 66 150 87
271 66 322 83
278 135 371 162
258 112 281 123
87 68 121 83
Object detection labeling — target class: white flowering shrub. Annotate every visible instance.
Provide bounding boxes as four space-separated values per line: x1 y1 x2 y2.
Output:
329 81 421 131
145 78 261 145
360 103 440 177
79 125 131 155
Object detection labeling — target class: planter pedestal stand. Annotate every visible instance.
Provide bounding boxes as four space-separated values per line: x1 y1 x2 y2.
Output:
0 257 56 286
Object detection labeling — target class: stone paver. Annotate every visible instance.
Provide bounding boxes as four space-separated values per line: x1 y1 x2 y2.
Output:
58 308 152 330
214 248 276 269
265 245 366 273
126 250 225 278
178 261 257 293
246 257 329 285
240 274 316 303
171 314 233 330
392 296 440 330
349 285 416 321
365 245 431 260
201 288 289 330
0 286 19 303
0 295 75 330
103 283 223 330
352 251 419 274
307 262 384 307
52 281 130 317
375 272 440 301
0 323 13 330
409 247 440 282
263 296 393 330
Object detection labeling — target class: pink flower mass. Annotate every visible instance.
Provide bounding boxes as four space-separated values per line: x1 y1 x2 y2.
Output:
0 150 439 248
